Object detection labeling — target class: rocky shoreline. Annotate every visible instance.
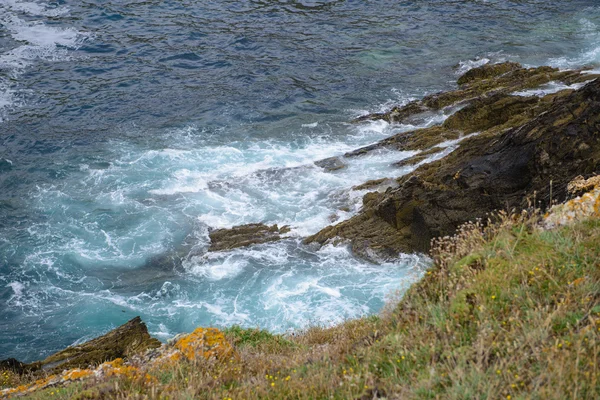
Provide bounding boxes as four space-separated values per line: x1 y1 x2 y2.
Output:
208 62 600 261
305 63 600 260
2 61 600 396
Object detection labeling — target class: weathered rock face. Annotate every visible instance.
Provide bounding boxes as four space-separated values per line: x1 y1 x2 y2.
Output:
306 75 600 260
40 316 161 373
456 61 522 85
0 317 161 375
1 326 236 398
352 62 598 125
208 223 291 252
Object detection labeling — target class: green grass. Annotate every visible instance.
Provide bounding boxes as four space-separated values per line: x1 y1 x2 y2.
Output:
223 326 296 352
13 213 600 399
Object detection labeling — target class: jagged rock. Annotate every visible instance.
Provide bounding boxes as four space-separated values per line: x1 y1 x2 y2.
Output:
1 317 161 377
544 176 600 228
441 93 540 133
40 317 161 373
352 101 429 124
208 223 290 252
394 147 444 168
456 61 521 86
352 178 398 191
352 62 600 124
1 326 236 398
306 78 600 259
567 174 600 196
347 83 584 161
315 156 347 172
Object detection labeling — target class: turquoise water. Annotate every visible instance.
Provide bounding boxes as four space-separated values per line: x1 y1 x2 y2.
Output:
1 0 600 362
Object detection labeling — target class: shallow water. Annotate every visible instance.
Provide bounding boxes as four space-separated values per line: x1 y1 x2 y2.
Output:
1 0 600 362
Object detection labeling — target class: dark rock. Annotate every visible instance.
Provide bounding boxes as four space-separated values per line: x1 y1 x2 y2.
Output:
40 316 161 373
441 93 540 133
306 78 600 259
208 223 291 252
456 61 521 86
352 62 598 125
346 85 581 160
352 178 398 191
352 101 429 124
1 317 160 376
314 156 347 172
394 147 444 168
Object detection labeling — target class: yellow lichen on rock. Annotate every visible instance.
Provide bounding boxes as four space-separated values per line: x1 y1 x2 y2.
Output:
544 176 600 228
94 358 157 386
173 327 236 362
62 368 93 381
567 175 600 194
98 358 137 378
1 367 98 397
1 327 235 398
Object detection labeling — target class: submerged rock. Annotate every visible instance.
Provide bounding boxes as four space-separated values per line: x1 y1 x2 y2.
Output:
352 100 429 124
307 77 600 259
393 146 444 168
208 223 291 252
314 156 347 172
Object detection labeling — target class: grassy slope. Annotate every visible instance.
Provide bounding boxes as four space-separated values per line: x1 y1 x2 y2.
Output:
17 213 600 400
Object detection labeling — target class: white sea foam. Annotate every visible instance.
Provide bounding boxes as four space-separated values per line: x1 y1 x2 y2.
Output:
456 57 490 75
7 281 25 297
549 17 600 69
186 256 248 281
512 80 592 97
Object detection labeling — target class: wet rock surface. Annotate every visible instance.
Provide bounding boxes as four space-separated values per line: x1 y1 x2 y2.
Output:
314 156 347 172
393 146 444 168
208 223 291 252
352 62 598 126
307 64 600 260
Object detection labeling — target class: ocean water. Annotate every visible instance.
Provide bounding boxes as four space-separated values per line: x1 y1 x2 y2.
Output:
1 0 600 362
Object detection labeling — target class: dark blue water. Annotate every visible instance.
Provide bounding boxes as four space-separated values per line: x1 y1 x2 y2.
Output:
1 0 600 362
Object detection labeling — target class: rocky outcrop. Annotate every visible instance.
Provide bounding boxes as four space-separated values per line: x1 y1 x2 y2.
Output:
0 317 161 376
40 317 161 373
352 62 598 125
544 175 600 229
1 326 236 398
306 70 600 260
208 223 291 252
